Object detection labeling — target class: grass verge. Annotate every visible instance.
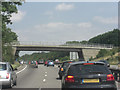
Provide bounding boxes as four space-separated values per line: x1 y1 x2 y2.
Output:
11 61 20 69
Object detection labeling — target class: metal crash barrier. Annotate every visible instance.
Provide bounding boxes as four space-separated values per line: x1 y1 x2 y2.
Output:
110 65 120 82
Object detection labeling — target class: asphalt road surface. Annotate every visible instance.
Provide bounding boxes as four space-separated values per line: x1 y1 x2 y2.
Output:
2 64 61 90
2 64 120 90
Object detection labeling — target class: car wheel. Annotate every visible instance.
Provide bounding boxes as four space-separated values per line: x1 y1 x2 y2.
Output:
8 79 13 88
14 79 17 86
59 75 62 79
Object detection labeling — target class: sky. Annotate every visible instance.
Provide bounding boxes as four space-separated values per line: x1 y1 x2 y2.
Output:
8 1 118 56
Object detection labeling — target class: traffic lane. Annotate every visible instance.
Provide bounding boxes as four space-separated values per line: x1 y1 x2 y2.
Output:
2 64 44 89
2 64 119 90
16 64 119 89
14 65 45 88
38 65 61 88
13 64 61 88
116 82 120 90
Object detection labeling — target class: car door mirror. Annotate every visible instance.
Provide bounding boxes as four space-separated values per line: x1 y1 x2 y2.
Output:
14 68 18 71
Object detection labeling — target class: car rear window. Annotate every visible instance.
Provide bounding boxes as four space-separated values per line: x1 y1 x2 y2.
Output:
68 64 111 75
62 63 69 68
0 64 7 71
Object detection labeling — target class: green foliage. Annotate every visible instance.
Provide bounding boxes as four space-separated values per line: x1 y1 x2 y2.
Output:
20 51 69 62
1 2 22 63
89 56 93 61
88 29 120 46
2 45 14 63
96 49 109 58
80 40 88 44
66 40 88 44
2 2 22 24
2 26 18 44
96 48 119 59
59 56 70 61
66 41 80 44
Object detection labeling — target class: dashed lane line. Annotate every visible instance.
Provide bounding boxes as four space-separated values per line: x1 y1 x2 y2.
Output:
43 79 46 82
45 75 47 77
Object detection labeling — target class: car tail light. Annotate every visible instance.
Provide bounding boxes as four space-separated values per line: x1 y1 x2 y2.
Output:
65 75 75 83
107 74 115 81
83 63 94 65
6 73 9 79
36 61 38 65
61 68 64 71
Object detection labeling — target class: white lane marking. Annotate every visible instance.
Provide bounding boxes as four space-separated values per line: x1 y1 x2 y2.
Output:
45 75 47 77
116 81 118 89
45 72 47 73
16 65 27 74
43 79 46 82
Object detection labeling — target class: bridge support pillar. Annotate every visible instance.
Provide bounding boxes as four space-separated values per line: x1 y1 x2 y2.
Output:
78 50 85 61
12 47 19 61
70 52 79 60
12 47 16 57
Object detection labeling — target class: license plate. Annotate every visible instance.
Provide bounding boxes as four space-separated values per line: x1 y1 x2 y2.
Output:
82 79 99 83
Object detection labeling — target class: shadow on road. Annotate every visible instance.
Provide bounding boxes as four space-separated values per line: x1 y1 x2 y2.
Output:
56 77 61 80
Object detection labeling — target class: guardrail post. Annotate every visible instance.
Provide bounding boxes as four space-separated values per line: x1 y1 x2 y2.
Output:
117 73 120 82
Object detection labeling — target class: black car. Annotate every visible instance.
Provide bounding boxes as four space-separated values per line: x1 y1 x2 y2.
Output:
61 61 117 89
99 60 110 67
58 60 75 79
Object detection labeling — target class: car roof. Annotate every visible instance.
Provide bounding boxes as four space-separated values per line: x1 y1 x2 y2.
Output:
63 60 75 63
0 62 9 64
69 61 105 66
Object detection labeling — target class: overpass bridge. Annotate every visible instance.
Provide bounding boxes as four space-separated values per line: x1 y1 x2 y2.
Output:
10 41 114 61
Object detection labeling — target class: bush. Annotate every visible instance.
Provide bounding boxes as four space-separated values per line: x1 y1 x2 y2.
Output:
96 49 109 58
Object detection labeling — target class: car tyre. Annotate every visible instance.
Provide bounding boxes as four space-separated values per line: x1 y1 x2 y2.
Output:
8 79 13 88
14 79 17 86
59 75 62 79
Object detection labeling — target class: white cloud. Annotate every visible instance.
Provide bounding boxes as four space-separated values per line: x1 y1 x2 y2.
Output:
56 3 74 11
14 21 115 44
77 22 92 28
34 22 92 35
10 10 26 22
93 16 118 24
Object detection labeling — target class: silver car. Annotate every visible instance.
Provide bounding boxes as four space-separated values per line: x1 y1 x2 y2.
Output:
0 62 17 88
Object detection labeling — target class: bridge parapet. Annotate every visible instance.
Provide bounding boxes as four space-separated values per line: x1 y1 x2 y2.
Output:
10 41 114 49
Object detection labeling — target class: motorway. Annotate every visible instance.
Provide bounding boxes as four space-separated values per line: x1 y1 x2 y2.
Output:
3 64 61 90
2 64 120 90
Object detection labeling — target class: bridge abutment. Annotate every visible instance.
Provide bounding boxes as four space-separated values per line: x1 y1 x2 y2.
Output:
70 49 100 61
82 49 100 61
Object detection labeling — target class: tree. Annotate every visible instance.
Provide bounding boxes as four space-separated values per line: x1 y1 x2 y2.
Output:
96 49 108 58
80 40 88 44
88 29 120 46
1 1 22 63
